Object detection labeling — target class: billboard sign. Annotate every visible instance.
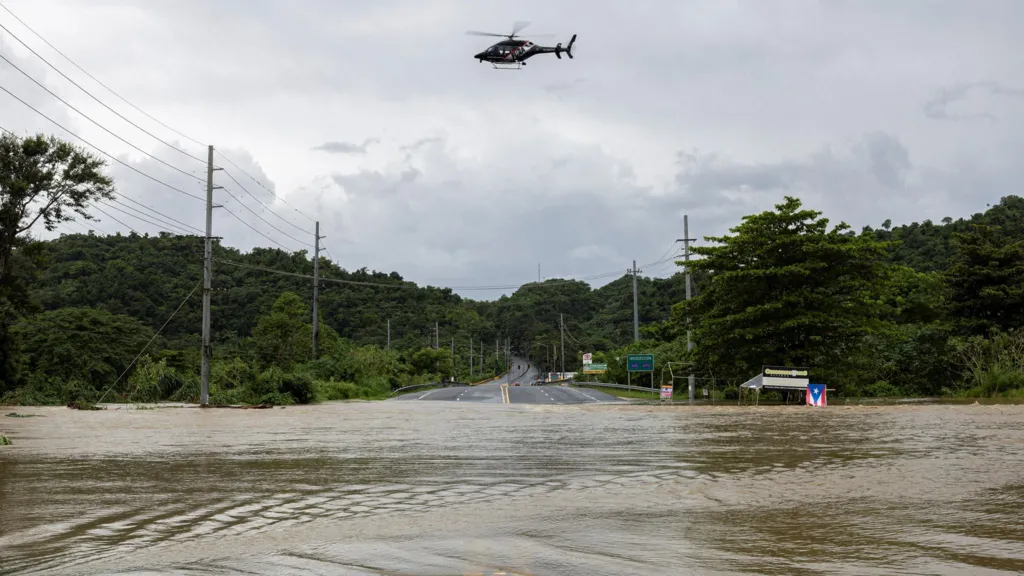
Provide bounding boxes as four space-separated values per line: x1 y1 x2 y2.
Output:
627 354 654 372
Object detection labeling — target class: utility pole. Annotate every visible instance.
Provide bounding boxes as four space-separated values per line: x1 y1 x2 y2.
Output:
559 313 565 379
435 322 439 349
200 145 222 406
386 319 390 349
630 259 642 342
678 215 697 404
538 263 541 282
451 336 455 380
479 340 483 374
470 337 473 378
312 221 323 359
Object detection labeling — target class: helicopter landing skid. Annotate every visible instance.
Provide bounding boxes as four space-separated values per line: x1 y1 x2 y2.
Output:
491 62 523 70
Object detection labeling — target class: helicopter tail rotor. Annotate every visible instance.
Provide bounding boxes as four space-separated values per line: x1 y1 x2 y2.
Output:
566 34 577 59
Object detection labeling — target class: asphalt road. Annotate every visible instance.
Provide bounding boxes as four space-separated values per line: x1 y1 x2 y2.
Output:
393 359 622 405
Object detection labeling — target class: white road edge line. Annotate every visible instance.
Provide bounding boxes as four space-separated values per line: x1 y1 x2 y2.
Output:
564 386 605 403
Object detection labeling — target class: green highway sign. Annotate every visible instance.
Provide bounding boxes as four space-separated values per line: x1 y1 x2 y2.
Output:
582 363 608 374
626 354 654 372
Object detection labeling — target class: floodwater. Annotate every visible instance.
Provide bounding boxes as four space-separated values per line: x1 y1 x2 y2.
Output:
1 401 1023 575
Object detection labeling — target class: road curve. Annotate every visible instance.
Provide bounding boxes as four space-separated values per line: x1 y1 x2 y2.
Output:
393 358 622 405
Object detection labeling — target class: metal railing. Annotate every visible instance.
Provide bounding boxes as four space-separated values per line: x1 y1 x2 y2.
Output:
571 381 660 395
389 381 470 396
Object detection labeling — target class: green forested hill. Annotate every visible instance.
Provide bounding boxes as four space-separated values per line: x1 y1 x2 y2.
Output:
4 150 1024 405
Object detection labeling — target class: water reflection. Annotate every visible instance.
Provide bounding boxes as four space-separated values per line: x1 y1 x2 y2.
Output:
1 403 1022 575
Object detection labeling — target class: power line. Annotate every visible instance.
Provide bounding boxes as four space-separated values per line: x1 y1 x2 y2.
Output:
217 188 311 249
0 52 204 183
218 205 293 251
218 169 312 240
0 126 204 236
0 1 206 150
0 82 205 201
0 17 208 165
0 2 321 236
91 203 138 234
100 199 198 236
113 196 204 235
210 254 685 293
215 150 317 224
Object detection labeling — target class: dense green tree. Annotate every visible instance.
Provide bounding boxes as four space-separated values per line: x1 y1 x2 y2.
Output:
249 291 339 369
674 196 890 383
11 307 154 393
946 223 1024 336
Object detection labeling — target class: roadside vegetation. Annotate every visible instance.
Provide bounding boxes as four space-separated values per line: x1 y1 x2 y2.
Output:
1 132 1022 405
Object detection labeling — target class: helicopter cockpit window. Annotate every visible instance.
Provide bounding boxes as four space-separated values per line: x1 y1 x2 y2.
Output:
487 46 501 55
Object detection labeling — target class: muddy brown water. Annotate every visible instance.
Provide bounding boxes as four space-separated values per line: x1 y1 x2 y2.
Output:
1 401 1023 575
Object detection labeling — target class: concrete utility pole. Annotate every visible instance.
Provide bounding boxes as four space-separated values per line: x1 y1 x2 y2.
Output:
678 214 697 403
451 336 455 380
470 337 474 378
312 221 323 359
479 340 483 374
631 259 642 343
559 313 565 378
386 319 390 349
200 145 222 406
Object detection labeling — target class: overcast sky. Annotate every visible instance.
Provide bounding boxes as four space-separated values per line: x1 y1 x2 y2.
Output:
3 0 1022 299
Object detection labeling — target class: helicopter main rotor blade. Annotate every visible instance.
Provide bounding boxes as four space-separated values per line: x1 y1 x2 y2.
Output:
511 20 531 35
465 30 507 37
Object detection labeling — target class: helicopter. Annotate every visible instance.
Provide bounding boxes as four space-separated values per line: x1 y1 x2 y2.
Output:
467 21 576 70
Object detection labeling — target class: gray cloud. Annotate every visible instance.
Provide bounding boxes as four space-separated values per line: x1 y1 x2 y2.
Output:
312 138 380 155
8 0 1022 300
924 81 1024 121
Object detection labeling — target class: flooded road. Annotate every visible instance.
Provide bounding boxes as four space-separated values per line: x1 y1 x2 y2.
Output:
1 401 1023 575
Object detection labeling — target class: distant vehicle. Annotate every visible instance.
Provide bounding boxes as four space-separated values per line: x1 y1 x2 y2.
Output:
513 382 520 386
467 21 576 69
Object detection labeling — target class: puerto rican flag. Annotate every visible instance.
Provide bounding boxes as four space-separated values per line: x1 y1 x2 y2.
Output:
806 384 826 407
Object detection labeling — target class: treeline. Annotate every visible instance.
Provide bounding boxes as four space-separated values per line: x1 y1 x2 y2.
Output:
607 195 1023 399
2 132 1022 404
0 229 688 404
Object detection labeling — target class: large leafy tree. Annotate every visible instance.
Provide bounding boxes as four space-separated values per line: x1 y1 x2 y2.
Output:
0 132 114 283
249 291 339 369
674 196 889 382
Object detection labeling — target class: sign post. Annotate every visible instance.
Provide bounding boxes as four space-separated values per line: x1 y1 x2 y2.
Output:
626 354 655 397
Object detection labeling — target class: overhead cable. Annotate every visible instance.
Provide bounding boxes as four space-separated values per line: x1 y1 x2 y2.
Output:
0 83 205 201
0 18 208 165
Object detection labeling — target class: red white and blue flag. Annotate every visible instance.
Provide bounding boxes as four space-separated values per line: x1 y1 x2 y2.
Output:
806 384 826 407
